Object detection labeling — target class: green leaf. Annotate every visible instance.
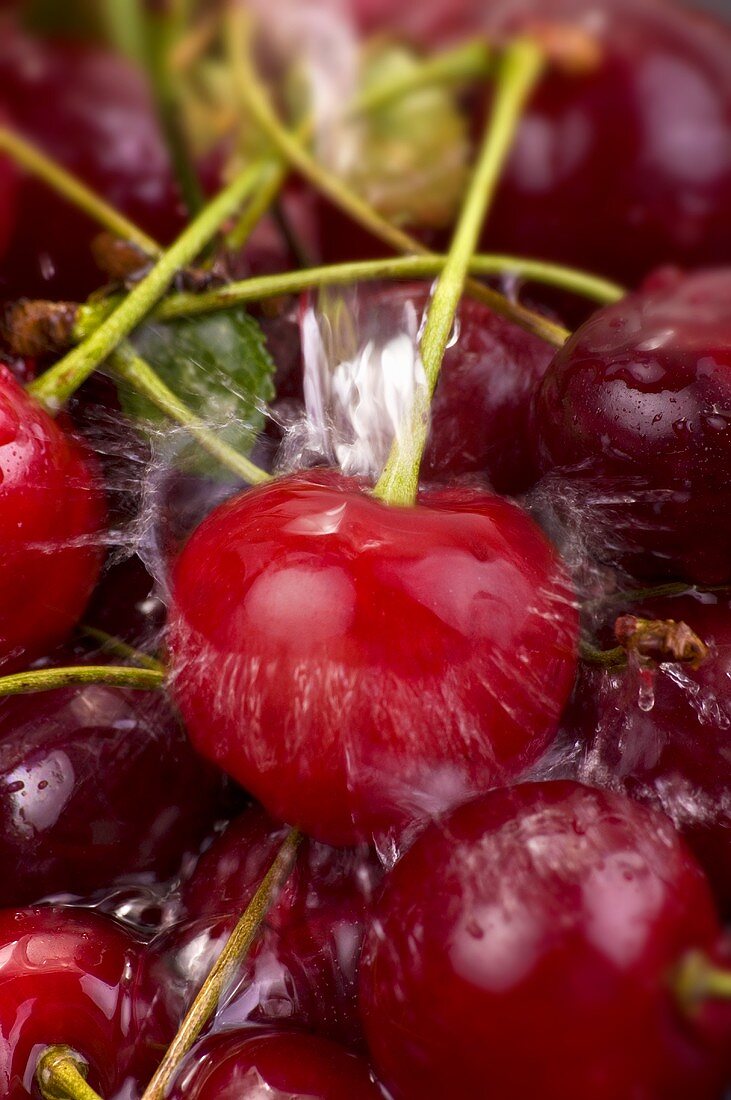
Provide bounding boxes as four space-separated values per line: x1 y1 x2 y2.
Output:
124 309 276 472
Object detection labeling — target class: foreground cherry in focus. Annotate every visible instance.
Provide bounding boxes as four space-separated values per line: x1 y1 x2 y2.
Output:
534 268 731 582
359 781 731 1100
0 906 173 1098
0 365 104 670
169 471 578 845
167 1030 384 1099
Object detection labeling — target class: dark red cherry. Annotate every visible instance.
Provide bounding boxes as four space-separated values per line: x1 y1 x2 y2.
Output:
175 802 380 1045
0 365 104 671
167 1030 384 1100
567 593 731 917
481 0 731 286
359 780 729 1100
0 21 183 301
533 269 731 583
302 283 553 493
168 471 578 845
0 905 174 1098
0 656 223 906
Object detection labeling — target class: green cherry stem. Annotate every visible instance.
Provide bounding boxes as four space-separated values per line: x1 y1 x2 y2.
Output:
0 127 161 257
0 665 165 697
373 38 545 507
108 342 271 485
675 951 731 1014
28 158 268 412
227 7 569 348
36 1047 104 1100
141 828 301 1100
78 624 165 672
351 38 493 117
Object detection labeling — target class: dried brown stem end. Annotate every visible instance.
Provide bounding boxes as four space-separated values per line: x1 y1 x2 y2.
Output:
614 615 709 669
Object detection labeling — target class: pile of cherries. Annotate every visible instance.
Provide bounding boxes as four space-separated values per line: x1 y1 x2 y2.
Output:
0 0 730 1097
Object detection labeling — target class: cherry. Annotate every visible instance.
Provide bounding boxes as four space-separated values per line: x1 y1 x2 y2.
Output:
567 592 731 917
533 268 731 583
0 651 223 906
0 20 184 301
173 802 380 1045
0 905 174 1098
0 111 18 264
302 283 553 493
169 470 578 845
359 780 730 1100
0 365 104 671
167 1029 384 1100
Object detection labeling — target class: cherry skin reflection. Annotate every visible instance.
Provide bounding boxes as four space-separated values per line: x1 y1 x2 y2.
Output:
169 471 578 845
359 781 730 1100
167 1030 384 1100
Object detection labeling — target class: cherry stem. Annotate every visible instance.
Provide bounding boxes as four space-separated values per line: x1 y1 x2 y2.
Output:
224 159 285 252
78 624 165 672
580 616 709 670
141 828 301 1100
36 1047 103 1100
226 7 569 349
100 0 147 66
0 127 161 257
675 951 731 1014
579 639 627 669
373 38 545 507
108 341 271 485
350 38 493 117
27 158 269 412
139 0 205 217
0 664 165 697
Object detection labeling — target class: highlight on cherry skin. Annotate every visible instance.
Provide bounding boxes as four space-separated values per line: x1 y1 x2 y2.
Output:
533 267 731 584
168 470 579 845
359 780 731 1100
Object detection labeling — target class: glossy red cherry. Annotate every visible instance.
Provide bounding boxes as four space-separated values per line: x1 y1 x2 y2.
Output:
568 592 731 917
0 655 223 906
359 780 730 1100
175 802 380 1045
167 1030 384 1100
533 268 731 583
0 905 174 1098
0 365 104 671
169 471 578 845
302 283 553 493
0 21 183 301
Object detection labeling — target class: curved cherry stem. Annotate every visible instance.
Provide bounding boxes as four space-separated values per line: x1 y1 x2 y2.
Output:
141 828 301 1100
28 158 269 411
108 341 271 485
0 127 161 257
675 951 731 1014
226 7 569 349
78 624 165 672
0 664 165 697
579 639 627 669
374 38 545 507
36 1047 103 1100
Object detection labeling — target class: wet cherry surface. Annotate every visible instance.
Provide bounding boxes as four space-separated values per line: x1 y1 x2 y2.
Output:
0 656 223 906
359 780 729 1100
533 268 731 582
169 471 578 845
167 1029 384 1099
0 20 183 301
0 906 174 1098
568 592 731 917
0 365 105 671
174 802 380 1045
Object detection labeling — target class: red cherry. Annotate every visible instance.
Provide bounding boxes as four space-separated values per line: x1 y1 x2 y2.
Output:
359 780 729 1100
302 283 553 493
0 365 104 671
0 905 174 1098
175 802 380 1045
567 593 731 917
0 656 223 906
168 471 578 845
0 21 183 301
167 1029 384 1100
534 268 731 583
